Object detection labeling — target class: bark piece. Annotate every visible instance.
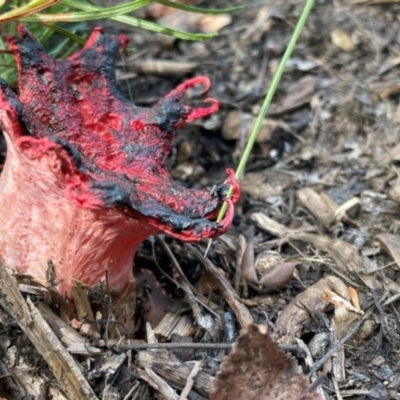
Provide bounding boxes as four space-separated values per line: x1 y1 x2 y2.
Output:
72 282 99 338
154 312 196 340
276 276 349 338
138 350 211 398
137 366 179 400
37 302 101 355
297 188 337 230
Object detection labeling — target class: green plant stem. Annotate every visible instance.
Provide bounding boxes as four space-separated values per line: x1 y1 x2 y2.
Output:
217 0 314 223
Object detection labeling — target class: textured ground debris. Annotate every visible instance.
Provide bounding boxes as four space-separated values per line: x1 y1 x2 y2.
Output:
3 0 400 399
211 324 322 400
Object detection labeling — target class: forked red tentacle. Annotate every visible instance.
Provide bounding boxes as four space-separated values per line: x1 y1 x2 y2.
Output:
224 168 241 204
161 76 219 127
164 76 211 99
182 98 219 123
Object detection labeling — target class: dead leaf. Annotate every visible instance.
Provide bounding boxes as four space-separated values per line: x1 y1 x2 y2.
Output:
211 324 322 400
240 241 258 284
276 276 349 339
258 261 298 293
240 245 297 293
272 75 319 115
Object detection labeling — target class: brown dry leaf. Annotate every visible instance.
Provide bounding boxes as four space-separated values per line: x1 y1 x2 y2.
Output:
197 270 222 294
211 324 322 400
240 241 258 284
240 245 297 293
276 275 349 338
258 261 298 293
273 75 319 114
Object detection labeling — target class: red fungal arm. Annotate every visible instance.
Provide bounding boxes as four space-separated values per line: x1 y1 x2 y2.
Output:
1 24 240 241
159 77 219 127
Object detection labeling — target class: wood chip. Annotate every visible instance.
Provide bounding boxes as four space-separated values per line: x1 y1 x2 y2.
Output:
72 282 99 338
137 366 179 400
37 302 101 355
154 312 196 340
276 275 349 338
179 361 201 400
376 233 400 270
138 350 211 398
297 188 337 230
127 59 198 75
0 267 98 400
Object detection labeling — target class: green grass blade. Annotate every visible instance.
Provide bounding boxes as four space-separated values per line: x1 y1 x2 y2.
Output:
57 0 217 40
108 15 216 40
39 22 86 45
217 0 315 222
23 0 151 22
0 0 59 23
154 0 246 15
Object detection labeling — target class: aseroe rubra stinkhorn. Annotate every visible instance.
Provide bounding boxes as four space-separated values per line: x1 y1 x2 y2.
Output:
0 25 240 324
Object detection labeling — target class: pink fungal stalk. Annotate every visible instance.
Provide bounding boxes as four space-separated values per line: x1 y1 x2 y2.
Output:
0 25 240 320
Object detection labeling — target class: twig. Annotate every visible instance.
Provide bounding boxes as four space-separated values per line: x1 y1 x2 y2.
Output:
296 374 326 400
179 361 201 400
115 341 301 353
137 366 179 400
186 244 253 328
0 266 98 400
309 312 371 376
154 237 221 320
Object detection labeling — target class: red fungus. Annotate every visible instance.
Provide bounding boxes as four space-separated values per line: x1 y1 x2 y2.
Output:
0 25 240 321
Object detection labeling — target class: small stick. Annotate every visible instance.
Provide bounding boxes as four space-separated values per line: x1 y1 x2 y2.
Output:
115 341 301 353
179 361 201 400
137 366 179 400
186 244 253 328
309 312 371 376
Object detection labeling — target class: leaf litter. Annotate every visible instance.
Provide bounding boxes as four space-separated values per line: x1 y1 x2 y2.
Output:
2 0 400 399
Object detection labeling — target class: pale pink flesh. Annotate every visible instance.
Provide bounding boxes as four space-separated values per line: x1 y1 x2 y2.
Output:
0 132 158 297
